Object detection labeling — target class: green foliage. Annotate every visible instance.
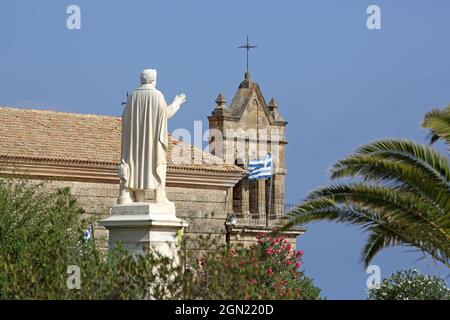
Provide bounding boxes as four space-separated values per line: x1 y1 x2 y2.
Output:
422 104 450 147
0 178 321 300
0 179 84 262
368 269 450 300
67 245 183 300
285 106 450 267
0 179 86 299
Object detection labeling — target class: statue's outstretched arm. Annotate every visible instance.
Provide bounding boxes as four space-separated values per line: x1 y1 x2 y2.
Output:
167 93 186 118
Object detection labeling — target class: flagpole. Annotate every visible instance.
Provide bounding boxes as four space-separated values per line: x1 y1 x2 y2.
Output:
257 91 261 222
266 174 272 227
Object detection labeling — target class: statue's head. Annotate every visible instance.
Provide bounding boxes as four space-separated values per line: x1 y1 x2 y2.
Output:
140 69 157 86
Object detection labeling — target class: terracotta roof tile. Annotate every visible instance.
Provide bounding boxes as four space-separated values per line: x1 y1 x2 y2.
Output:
0 107 244 174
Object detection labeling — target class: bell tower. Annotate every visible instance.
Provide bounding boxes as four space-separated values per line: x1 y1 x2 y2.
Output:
208 73 288 225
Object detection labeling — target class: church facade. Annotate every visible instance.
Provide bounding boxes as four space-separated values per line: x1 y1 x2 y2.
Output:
0 74 303 248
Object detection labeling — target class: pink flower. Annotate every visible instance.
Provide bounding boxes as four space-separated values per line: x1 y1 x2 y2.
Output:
268 267 274 276
295 262 301 269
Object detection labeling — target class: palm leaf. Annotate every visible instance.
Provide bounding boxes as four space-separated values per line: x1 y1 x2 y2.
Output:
284 197 449 267
422 105 450 148
330 154 450 213
346 139 450 182
306 184 450 245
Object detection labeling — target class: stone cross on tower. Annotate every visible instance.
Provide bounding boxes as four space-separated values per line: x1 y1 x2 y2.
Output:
239 35 257 78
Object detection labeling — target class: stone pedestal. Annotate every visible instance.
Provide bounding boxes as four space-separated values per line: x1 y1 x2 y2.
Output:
100 202 188 258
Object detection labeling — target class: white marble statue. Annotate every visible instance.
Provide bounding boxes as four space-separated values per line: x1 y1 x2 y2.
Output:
118 69 186 204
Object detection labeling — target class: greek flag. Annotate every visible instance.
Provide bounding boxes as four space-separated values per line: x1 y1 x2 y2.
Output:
84 227 91 241
248 153 273 180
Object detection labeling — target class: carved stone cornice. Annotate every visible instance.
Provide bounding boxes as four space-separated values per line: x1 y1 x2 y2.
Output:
0 156 245 189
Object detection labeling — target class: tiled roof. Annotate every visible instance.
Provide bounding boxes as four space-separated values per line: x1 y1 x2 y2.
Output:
0 107 245 174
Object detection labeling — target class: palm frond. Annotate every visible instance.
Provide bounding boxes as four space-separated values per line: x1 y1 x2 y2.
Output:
362 232 401 267
330 154 450 213
422 105 450 148
306 183 449 244
284 197 449 266
345 139 450 182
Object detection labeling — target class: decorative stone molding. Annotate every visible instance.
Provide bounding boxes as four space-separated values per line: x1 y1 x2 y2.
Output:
0 156 245 189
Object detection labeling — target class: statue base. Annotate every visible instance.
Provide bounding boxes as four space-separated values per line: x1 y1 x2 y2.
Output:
100 202 188 258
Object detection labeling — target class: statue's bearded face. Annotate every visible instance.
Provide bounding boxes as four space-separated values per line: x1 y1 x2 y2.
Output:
140 69 157 86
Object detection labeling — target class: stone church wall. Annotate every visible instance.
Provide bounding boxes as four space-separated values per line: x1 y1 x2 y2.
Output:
39 180 230 250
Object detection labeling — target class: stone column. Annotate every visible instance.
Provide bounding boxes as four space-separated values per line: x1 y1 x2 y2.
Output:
249 180 258 217
265 178 274 220
241 178 250 214
226 186 234 214
272 174 286 216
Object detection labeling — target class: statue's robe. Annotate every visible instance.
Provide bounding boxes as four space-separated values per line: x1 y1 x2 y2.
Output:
120 84 179 190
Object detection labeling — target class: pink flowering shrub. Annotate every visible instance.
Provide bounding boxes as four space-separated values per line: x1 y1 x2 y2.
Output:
253 233 318 299
185 233 321 300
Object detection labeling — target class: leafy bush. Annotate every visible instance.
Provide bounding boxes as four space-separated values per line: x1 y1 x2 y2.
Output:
0 179 85 299
0 178 321 300
368 269 450 300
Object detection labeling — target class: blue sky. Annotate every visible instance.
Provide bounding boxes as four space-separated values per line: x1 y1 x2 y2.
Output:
1 0 449 299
